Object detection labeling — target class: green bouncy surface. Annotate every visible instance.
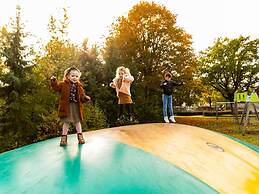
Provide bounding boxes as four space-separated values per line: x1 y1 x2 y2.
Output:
0 123 258 194
0 136 217 194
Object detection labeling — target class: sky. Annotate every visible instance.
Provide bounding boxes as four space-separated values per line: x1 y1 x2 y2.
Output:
0 0 259 52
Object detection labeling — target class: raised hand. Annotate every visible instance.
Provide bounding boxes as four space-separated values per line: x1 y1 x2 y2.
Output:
50 76 56 81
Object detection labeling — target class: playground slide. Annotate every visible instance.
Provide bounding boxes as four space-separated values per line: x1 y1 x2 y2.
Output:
0 123 258 194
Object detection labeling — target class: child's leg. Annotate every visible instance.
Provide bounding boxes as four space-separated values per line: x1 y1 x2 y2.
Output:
168 95 174 117
75 122 82 133
62 122 69 135
125 104 130 114
60 122 69 146
125 104 133 119
75 122 85 144
168 95 176 122
162 94 168 117
118 104 124 119
162 94 169 123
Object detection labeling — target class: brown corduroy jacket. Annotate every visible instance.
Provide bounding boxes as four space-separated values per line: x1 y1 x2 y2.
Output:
51 79 89 120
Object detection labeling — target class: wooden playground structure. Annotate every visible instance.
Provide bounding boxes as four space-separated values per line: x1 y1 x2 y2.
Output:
215 90 259 134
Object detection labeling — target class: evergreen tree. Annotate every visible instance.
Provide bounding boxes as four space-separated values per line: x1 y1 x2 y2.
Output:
0 6 37 150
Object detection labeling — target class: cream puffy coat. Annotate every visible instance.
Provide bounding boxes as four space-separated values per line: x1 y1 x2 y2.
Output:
111 75 134 97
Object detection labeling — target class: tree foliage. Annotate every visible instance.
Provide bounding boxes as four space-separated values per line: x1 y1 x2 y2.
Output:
0 6 38 150
0 7 108 152
35 8 108 136
199 36 259 102
103 1 198 122
37 8 80 79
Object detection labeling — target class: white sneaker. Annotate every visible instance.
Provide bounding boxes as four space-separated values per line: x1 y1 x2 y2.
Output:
164 116 169 123
169 116 176 123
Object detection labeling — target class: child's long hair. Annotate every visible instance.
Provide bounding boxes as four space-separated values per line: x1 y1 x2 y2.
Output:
115 66 131 78
63 67 81 81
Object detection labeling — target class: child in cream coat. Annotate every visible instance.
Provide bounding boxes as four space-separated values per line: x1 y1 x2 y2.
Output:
110 66 134 122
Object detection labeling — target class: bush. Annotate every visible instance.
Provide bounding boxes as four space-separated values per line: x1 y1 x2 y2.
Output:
82 103 108 130
135 103 162 123
37 110 60 140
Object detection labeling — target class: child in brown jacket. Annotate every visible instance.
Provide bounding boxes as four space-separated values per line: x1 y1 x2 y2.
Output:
51 67 91 146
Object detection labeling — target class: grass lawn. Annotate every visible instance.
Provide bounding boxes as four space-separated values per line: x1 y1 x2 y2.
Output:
176 116 259 146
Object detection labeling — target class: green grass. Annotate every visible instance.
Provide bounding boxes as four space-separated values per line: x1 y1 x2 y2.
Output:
176 116 259 146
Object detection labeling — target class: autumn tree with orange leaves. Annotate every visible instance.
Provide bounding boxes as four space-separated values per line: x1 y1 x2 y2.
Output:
103 1 198 122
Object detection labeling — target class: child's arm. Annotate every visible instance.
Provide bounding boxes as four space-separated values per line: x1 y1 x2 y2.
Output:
79 86 91 103
82 95 91 103
171 80 184 86
123 75 134 83
110 82 116 88
50 76 62 92
109 78 117 88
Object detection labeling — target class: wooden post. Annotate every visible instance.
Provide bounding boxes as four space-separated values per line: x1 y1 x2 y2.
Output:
233 102 239 124
216 102 218 120
244 102 250 126
252 103 259 120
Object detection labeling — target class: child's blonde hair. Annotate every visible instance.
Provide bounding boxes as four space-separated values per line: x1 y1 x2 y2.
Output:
115 66 131 78
63 67 81 81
